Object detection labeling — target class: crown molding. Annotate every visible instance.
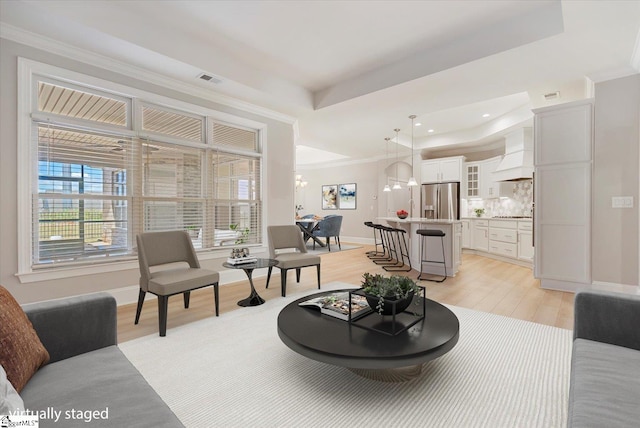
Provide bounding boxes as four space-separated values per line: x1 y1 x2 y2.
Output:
1 23 297 125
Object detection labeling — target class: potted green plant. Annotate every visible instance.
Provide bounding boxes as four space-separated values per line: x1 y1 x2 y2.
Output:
360 273 421 315
474 208 485 217
229 223 250 244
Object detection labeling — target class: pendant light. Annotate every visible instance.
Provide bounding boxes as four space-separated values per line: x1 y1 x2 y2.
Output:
383 137 391 192
407 115 418 187
392 128 401 190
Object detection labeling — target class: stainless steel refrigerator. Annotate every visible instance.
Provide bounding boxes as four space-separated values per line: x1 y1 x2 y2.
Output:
421 182 460 220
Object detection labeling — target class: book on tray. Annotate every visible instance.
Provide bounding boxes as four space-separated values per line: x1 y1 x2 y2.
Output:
226 257 257 265
298 291 371 321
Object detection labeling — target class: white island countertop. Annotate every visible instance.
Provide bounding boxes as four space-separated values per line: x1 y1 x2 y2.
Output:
378 217 461 225
461 217 532 221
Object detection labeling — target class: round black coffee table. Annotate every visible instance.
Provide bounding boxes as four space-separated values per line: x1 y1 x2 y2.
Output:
223 258 278 307
278 289 459 381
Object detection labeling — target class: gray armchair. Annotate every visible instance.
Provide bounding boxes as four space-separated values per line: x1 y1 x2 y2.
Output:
312 215 343 251
136 230 220 336
266 225 321 297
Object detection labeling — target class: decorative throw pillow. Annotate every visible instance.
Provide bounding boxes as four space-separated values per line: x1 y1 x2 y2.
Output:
0 364 24 413
0 285 49 392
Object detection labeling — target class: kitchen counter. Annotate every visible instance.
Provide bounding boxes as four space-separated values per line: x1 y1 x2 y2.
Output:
378 217 462 278
462 217 531 221
380 217 461 225
461 217 534 267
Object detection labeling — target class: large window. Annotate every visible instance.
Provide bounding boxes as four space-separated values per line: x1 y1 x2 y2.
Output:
29 73 263 268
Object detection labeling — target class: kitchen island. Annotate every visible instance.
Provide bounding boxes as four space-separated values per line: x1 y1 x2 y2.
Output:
378 217 462 278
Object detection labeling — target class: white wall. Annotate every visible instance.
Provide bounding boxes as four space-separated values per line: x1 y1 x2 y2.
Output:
297 160 381 241
0 38 296 303
296 157 415 242
592 74 640 286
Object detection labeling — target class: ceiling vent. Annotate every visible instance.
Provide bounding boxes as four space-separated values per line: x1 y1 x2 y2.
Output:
543 91 560 101
197 73 223 84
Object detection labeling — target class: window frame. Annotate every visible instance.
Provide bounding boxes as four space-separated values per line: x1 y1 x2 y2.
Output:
17 58 268 282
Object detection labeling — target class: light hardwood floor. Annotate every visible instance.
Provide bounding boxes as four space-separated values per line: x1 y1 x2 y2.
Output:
117 244 575 342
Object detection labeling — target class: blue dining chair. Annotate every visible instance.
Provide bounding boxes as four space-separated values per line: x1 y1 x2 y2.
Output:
312 215 343 251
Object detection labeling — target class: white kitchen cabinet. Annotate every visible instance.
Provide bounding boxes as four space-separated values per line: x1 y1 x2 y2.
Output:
533 99 593 290
461 219 470 248
472 219 488 252
518 220 534 262
481 157 515 199
421 156 464 183
488 219 518 258
465 162 480 198
454 222 462 267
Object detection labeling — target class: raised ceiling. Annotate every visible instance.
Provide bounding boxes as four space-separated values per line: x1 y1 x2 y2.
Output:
2 0 639 165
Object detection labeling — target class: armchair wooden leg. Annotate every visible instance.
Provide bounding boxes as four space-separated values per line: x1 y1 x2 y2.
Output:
316 264 321 289
134 289 146 325
337 236 341 250
183 291 191 308
326 237 331 251
158 295 169 337
213 283 219 316
296 268 301 283
281 269 288 297
266 266 273 289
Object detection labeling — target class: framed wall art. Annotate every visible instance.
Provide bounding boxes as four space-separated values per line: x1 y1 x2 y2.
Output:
338 183 356 209
321 184 338 210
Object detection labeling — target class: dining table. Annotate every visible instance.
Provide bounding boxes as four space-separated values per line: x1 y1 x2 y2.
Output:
296 218 325 247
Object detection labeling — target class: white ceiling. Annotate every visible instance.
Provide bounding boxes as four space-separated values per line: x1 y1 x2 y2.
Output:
2 0 639 165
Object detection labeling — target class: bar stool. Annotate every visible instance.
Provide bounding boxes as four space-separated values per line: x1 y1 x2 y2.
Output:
373 226 398 266
364 222 385 257
416 229 447 282
383 227 412 272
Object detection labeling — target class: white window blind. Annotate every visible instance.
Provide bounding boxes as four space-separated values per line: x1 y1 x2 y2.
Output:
35 124 131 263
141 104 205 143
31 76 263 268
37 79 128 127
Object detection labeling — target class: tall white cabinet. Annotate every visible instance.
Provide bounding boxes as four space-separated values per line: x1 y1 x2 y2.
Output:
533 99 593 291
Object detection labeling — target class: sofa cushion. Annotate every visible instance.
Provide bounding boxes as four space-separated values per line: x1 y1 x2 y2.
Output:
1 364 24 414
21 345 184 427
0 285 49 392
568 338 640 428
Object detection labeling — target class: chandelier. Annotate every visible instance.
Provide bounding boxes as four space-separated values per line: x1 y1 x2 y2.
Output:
295 175 308 188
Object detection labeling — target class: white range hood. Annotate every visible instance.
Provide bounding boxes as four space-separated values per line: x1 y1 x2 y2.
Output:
492 128 534 182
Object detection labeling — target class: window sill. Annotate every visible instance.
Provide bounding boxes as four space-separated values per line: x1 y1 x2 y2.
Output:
16 246 267 284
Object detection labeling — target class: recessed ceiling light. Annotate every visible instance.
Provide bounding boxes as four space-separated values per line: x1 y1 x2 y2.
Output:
415 122 422 127
482 113 490 118
427 129 434 133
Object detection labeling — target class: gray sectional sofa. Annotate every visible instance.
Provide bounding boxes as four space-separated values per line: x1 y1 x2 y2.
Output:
21 293 184 428
568 290 640 427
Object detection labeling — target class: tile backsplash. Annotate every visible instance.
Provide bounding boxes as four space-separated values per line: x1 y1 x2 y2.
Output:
464 179 533 217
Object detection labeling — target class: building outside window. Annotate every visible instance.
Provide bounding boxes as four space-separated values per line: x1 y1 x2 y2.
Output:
26 70 263 269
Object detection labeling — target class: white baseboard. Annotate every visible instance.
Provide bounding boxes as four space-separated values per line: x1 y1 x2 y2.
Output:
590 281 640 295
541 279 639 295
341 236 374 246
462 248 533 269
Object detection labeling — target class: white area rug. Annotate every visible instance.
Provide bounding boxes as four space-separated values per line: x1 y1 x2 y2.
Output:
120 282 572 428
